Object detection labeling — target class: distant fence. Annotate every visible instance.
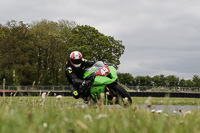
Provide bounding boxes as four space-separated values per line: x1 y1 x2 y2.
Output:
1 91 200 98
1 85 200 92
127 86 200 92
1 85 200 98
0 85 70 91
129 92 200 98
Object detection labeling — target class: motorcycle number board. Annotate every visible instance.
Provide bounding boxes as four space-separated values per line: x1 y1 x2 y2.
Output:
96 65 110 76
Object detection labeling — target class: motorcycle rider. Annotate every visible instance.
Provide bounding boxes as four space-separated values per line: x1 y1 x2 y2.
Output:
65 51 96 102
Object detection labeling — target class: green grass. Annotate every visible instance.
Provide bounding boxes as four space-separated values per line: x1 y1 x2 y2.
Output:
133 97 200 105
0 96 200 133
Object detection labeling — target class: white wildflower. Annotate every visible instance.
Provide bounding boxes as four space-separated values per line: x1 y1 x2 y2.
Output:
56 95 62 99
42 92 46 99
124 97 128 102
84 114 93 122
164 114 169 117
185 111 192 114
97 114 108 119
173 111 177 114
43 122 48 128
155 110 163 114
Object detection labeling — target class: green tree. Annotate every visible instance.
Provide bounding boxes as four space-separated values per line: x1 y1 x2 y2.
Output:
30 19 77 85
117 73 135 86
192 75 200 87
0 20 36 85
152 74 166 86
135 76 152 86
31 20 61 85
57 20 77 85
67 25 125 69
166 75 179 87
185 79 195 87
179 78 186 87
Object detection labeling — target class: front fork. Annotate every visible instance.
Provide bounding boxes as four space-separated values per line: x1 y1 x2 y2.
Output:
90 83 118 104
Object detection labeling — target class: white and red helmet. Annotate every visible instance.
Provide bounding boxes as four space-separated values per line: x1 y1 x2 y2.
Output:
70 51 83 68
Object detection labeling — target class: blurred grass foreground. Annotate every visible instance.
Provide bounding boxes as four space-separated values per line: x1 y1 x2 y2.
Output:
1 96 200 133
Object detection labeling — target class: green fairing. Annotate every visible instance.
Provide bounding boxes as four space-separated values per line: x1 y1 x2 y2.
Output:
83 66 97 79
90 85 106 99
93 66 118 85
84 66 118 100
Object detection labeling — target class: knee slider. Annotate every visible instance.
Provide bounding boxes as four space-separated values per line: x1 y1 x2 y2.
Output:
73 91 79 99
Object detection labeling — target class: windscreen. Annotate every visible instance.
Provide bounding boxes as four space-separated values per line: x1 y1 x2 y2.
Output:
85 61 105 74
84 61 110 79
93 61 105 67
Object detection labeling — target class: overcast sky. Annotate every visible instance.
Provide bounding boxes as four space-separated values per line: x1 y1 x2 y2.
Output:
1 0 200 79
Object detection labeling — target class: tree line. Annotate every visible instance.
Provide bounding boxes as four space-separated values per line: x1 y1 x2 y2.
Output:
0 20 199 87
118 73 200 87
0 20 124 85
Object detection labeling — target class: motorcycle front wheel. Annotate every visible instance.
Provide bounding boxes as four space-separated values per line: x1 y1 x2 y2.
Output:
108 82 132 106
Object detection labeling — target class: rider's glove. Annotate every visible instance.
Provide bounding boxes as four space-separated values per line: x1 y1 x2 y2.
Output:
82 80 90 88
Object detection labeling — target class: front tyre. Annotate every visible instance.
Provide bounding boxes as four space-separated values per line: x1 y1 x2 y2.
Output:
109 83 132 106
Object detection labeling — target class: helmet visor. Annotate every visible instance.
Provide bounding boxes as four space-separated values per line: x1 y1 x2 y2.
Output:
71 59 82 65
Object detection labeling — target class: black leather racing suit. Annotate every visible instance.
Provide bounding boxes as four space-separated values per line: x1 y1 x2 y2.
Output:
65 59 95 99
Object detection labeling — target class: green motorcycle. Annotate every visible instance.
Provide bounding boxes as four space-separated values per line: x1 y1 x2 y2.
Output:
82 61 132 105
